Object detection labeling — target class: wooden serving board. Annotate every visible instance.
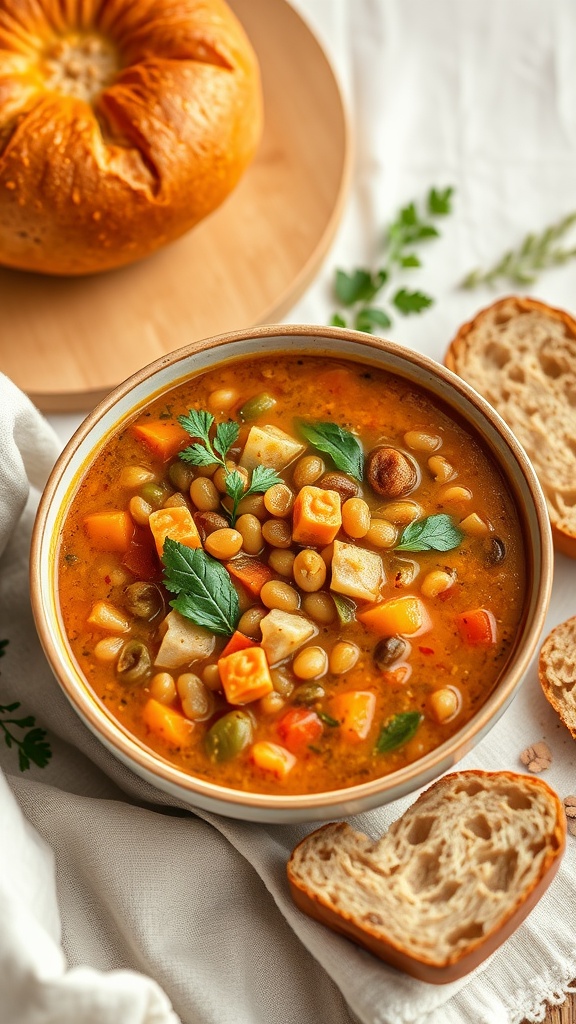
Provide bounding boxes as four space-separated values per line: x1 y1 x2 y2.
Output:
0 0 350 412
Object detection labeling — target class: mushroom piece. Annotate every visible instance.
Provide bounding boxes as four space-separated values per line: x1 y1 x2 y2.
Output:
366 447 417 498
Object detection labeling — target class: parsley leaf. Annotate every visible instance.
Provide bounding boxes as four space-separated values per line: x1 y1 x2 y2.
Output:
396 514 463 552
375 712 422 754
0 640 53 772
162 538 240 637
428 186 454 216
392 288 434 315
214 420 240 459
354 307 392 333
179 409 214 444
329 185 455 332
298 421 364 481
226 465 283 526
179 443 218 467
335 268 387 306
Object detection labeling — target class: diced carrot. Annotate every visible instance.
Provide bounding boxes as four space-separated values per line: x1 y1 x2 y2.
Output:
218 646 273 705
84 510 134 552
277 707 323 753
330 691 376 742
291 486 342 546
357 595 429 636
87 600 131 634
251 741 296 779
132 419 189 461
148 506 202 557
224 554 274 597
142 698 194 747
220 631 258 659
457 608 497 646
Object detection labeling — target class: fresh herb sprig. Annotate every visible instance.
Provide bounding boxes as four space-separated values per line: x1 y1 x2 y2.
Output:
331 186 454 332
298 421 364 481
396 514 463 553
178 409 282 525
162 539 240 636
0 640 52 772
462 212 576 289
375 712 422 754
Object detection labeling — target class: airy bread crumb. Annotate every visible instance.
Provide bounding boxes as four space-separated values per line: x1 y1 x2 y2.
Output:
445 296 576 557
287 771 565 982
539 616 576 738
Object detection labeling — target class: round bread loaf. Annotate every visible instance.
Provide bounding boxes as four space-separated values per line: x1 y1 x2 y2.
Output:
0 0 262 275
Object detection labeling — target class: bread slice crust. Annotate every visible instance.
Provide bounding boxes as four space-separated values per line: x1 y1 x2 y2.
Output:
539 616 576 738
445 295 576 558
287 770 565 984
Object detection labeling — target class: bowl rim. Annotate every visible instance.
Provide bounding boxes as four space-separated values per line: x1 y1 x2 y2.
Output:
30 323 554 817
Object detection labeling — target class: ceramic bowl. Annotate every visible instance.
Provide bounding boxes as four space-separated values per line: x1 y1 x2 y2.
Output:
31 325 553 823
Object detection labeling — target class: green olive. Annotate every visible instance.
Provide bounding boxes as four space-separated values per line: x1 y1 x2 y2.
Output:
124 582 163 621
117 641 152 684
139 482 167 508
293 682 326 705
238 393 277 422
168 460 195 492
205 711 253 762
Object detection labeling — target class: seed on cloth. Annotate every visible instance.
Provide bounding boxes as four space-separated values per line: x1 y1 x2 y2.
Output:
519 741 552 773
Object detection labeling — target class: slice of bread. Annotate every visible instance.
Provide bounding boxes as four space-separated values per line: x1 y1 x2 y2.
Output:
445 296 576 557
287 771 565 983
539 616 576 738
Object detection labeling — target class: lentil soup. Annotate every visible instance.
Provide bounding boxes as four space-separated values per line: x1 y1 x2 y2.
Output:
57 354 526 795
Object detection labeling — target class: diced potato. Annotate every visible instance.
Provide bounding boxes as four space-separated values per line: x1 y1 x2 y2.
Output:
87 600 131 634
330 540 383 602
239 425 305 474
259 609 316 666
154 610 215 668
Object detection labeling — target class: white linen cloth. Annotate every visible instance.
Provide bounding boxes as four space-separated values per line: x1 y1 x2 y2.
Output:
2 2 576 1023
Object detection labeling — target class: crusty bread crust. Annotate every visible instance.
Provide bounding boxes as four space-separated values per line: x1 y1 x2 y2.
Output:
445 296 576 558
539 616 576 739
287 771 566 984
0 0 262 275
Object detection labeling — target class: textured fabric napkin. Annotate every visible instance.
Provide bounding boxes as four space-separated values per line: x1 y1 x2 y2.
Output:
3 0 576 1022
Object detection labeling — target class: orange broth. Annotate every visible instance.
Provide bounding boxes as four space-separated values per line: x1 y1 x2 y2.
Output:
57 354 526 794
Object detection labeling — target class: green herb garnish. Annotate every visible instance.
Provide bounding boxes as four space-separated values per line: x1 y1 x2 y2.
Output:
225 465 283 527
162 539 240 636
317 711 340 727
330 186 454 331
178 409 282 525
298 421 364 481
462 212 576 289
0 640 52 772
396 514 463 553
332 593 356 625
375 712 422 754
